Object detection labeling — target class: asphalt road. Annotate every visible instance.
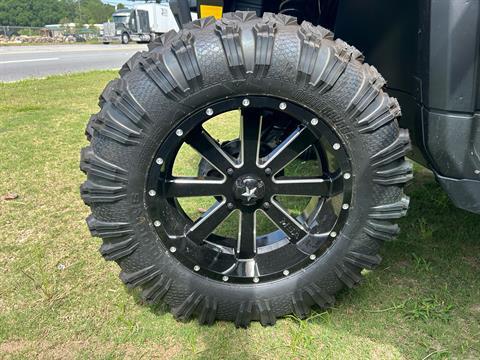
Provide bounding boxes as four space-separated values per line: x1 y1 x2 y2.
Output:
0 44 148 82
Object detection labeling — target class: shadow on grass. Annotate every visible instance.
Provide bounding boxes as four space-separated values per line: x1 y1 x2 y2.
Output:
128 288 170 317
304 169 480 357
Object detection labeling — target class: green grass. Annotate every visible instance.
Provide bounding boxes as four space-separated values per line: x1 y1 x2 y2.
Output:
0 71 479 359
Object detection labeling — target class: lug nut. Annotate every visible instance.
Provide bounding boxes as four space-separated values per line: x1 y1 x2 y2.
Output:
169 246 176 253
227 168 234 176
206 108 214 116
330 231 337 238
242 98 250 107
264 167 272 176
222 275 229 282
309 254 316 260
148 189 156 196
194 265 200 272
155 157 164 165
343 172 351 180
310 118 319 126
175 129 183 137
333 143 341 150
342 203 350 210
279 102 287 110
153 220 161 227
227 202 234 210
263 202 270 209
283 270 290 276
253 277 259 283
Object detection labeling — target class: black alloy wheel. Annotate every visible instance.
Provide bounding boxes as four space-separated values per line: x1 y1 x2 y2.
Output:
146 96 352 283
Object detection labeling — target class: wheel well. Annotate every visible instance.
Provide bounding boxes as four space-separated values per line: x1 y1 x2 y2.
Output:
213 0 340 28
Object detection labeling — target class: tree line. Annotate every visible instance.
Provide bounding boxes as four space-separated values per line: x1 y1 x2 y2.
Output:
0 0 125 27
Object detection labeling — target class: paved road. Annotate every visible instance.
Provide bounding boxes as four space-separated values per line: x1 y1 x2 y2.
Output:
0 44 148 82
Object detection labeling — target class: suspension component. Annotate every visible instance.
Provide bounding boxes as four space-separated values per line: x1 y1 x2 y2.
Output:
279 0 306 18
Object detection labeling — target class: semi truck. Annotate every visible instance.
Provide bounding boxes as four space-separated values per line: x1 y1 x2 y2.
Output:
102 2 196 44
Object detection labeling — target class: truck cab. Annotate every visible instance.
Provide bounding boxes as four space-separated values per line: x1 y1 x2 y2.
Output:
103 8 151 44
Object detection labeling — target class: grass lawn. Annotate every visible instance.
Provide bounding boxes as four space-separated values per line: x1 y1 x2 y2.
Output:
0 71 479 359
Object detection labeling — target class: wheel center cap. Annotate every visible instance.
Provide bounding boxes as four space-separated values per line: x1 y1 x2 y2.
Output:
233 175 265 206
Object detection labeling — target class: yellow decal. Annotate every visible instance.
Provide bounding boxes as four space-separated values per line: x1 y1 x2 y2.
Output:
200 5 223 19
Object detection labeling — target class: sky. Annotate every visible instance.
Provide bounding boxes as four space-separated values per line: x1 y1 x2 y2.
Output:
102 0 138 6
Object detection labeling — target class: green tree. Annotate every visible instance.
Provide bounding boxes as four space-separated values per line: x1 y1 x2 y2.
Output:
0 0 69 27
76 0 115 24
0 0 115 27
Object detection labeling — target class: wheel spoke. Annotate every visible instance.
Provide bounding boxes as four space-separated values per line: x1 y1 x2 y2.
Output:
163 177 227 197
186 129 236 174
261 127 317 174
272 174 343 197
262 200 308 243
237 210 256 259
240 108 262 166
186 201 230 244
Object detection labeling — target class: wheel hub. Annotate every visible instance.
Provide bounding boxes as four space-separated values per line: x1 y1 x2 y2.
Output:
233 174 265 206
